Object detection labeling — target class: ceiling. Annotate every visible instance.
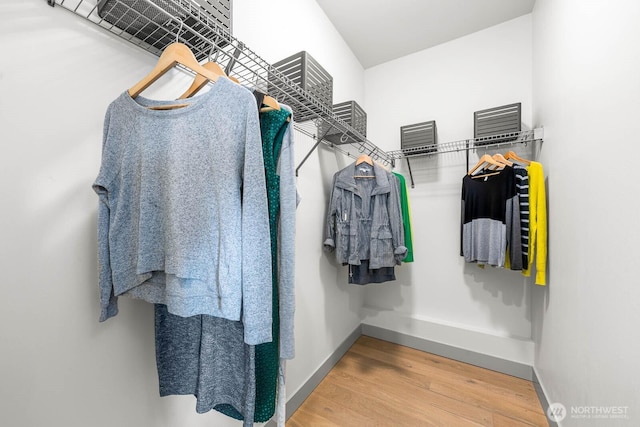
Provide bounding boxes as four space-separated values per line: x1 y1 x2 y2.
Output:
315 0 536 68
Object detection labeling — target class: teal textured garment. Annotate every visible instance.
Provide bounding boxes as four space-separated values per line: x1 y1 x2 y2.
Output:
216 107 292 423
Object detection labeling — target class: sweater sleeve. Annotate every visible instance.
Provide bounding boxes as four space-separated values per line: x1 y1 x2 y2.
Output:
460 177 466 257
535 166 547 285
515 167 530 268
523 162 547 285
92 104 119 321
276 106 296 360
241 105 273 345
506 167 523 271
506 192 523 271
95 192 119 321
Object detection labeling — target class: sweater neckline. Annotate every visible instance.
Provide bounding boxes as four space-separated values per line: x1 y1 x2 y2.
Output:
122 76 231 117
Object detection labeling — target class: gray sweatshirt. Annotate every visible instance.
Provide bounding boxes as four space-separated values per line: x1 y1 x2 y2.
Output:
93 77 273 345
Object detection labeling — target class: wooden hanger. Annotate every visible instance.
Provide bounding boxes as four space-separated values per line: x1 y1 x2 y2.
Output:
356 154 373 166
178 61 226 99
354 154 375 178
504 150 531 165
485 153 513 171
468 154 509 178
177 61 251 99
259 95 281 112
128 43 223 110
492 153 513 167
177 59 281 113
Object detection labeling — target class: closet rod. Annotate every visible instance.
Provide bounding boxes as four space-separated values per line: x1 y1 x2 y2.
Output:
387 128 544 160
47 0 393 168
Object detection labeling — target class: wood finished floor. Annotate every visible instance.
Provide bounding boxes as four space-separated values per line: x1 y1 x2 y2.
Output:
286 336 549 427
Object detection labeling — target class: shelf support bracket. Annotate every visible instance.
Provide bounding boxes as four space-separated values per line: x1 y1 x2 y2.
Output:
296 123 335 177
405 157 415 188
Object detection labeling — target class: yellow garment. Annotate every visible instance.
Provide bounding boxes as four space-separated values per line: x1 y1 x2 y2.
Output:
522 161 547 285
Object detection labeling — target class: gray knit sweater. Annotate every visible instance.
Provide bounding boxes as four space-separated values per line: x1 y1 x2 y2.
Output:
93 77 273 345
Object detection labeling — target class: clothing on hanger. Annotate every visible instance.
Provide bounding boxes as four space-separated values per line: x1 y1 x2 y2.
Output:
348 261 396 285
96 40 298 427
505 164 530 269
128 42 223 110
153 105 295 426
324 161 407 282
93 76 273 345
468 153 509 178
394 172 414 263
522 161 547 285
460 165 523 269
154 304 256 425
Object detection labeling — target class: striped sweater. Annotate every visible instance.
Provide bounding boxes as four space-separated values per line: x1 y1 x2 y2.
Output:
461 166 522 269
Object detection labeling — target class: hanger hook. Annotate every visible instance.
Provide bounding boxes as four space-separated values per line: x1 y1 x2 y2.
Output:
175 19 184 43
208 41 221 62
340 133 349 144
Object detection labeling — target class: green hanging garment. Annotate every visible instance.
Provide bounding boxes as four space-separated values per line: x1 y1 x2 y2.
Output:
393 172 414 262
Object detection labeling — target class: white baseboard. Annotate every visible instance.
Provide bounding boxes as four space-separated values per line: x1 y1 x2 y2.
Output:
361 307 535 369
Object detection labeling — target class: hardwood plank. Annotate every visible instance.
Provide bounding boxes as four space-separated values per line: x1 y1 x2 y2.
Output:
327 360 491 427
287 392 376 426
314 379 435 427
429 380 548 426
493 412 549 427
285 407 337 427
287 336 548 427
350 339 543 413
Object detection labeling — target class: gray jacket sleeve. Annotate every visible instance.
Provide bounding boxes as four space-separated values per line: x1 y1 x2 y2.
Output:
323 173 339 251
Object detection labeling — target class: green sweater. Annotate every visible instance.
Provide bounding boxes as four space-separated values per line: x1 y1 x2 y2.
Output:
393 172 414 263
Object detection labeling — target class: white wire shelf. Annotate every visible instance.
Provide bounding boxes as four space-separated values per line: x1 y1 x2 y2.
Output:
387 128 544 160
388 128 544 188
47 0 393 168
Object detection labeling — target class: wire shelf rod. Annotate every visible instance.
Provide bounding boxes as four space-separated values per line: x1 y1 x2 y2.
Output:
387 128 543 160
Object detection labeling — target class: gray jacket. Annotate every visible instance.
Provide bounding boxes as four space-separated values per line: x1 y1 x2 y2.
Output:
324 162 407 269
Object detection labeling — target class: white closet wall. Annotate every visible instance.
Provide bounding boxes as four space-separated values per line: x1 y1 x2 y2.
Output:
363 15 535 365
232 0 370 408
0 0 365 426
532 0 640 424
